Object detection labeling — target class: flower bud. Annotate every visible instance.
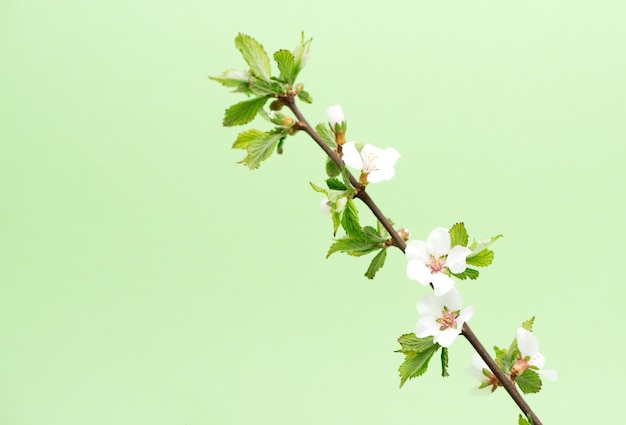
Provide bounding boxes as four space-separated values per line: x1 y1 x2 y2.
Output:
269 111 295 126
326 104 345 128
397 228 410 241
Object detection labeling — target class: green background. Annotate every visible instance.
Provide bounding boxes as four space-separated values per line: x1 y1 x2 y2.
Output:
2 1 624 424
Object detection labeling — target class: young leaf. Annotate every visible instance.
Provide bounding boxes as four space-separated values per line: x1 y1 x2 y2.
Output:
468 234 503 256
398 344 440 388
466 249 494 267
441 347 449 377
326 157 341 177
521 317 535 332
326 237 381 258
451 268 479 280
365 248 387 279
235 33 271 82
449 222 469 247
209 69 252 94
233 128 286 169
297 90 313 103
223 96 268 126
326 178 347 191
249 77 285 96
315 123 336 148
363 226 386 243
518 414 533 425
396 334 435 354
341 199 366 240
292 33 312 79
516 369 542 394
274 49 296 85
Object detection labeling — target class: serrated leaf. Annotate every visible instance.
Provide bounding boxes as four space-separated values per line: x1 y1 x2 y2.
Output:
362 225 386 243
451 268 479 280
249 77 285 96
365 248 387 279
332 211 341 236
297 90 313 103
494 347 516 374
326 178 347 191
209 69 252 94
516 369 542 394
468 234 503 256
398 344 439 388
441 347 449 377
274 49 296 85
521 317 535 332
223 96 268 127
466 249 494 267
396 334 435 354
341 199 365 241
292 33 312 79
233 128 286 169
449 222 469 247
235 33 271 82
326 238 381 258
315 123 336 148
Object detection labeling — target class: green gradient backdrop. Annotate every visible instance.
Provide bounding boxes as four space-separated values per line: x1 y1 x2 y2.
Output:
2 1 624 424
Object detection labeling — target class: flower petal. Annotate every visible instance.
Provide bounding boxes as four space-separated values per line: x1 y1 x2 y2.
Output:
430 272 455 297
434 327 461 347
341 141 363 170
406 261 433 286
457 306 475 325
528 352 546 369
326 104 345 127
427 227 451 257
405 240 429 263
376 147 401 169
414 316 439 338
516 328 539 358
438 286 463 310
539 369 558 381
416 293 443 317
446 245 471 274
319 197 331 214
367 168 395 183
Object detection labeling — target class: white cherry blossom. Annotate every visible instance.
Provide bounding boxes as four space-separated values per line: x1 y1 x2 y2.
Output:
513 328 558 381
325 104 345 128
414 288 474 347
405 227 471 296
342 141 400 183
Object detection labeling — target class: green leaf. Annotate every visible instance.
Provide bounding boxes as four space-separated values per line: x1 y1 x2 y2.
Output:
274 49 296 85
363 226 386 243
249 77 285 96
451 268 479 280
468 234 503 256
326 237 381 258
331 211 341 236
396 334 435 354
449 222 469 247
326 157 341 177
209 69 252 94
466 249 494 267
297 90 313 103
365 248 387 279
292 33 312 79
521 317 535 332
398 344 440 388
326 178 347 191
441 347 449 377
516 369 542 394
235 33 271 82
494 347 516 374
518 414 533 425
341 199 365 240
223 96 269 126
315 123 336 148
232 128 286 169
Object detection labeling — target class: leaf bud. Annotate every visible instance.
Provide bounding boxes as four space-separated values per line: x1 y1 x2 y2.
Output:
270 100 284 111
397 228 410 241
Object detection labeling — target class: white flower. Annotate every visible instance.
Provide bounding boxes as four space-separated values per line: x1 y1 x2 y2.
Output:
326 104 345 128
319 196 347 215
466 353 499 395
342 142 400 183
513 328 558 381
414 288 474 347
405 227 471 296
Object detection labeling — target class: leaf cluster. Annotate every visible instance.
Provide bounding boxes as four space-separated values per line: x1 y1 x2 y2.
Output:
448 223 502 281
395 334 441 388
211 33 314 168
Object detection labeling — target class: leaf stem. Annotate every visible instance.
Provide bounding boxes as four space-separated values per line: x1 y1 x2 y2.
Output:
282 95 543 425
